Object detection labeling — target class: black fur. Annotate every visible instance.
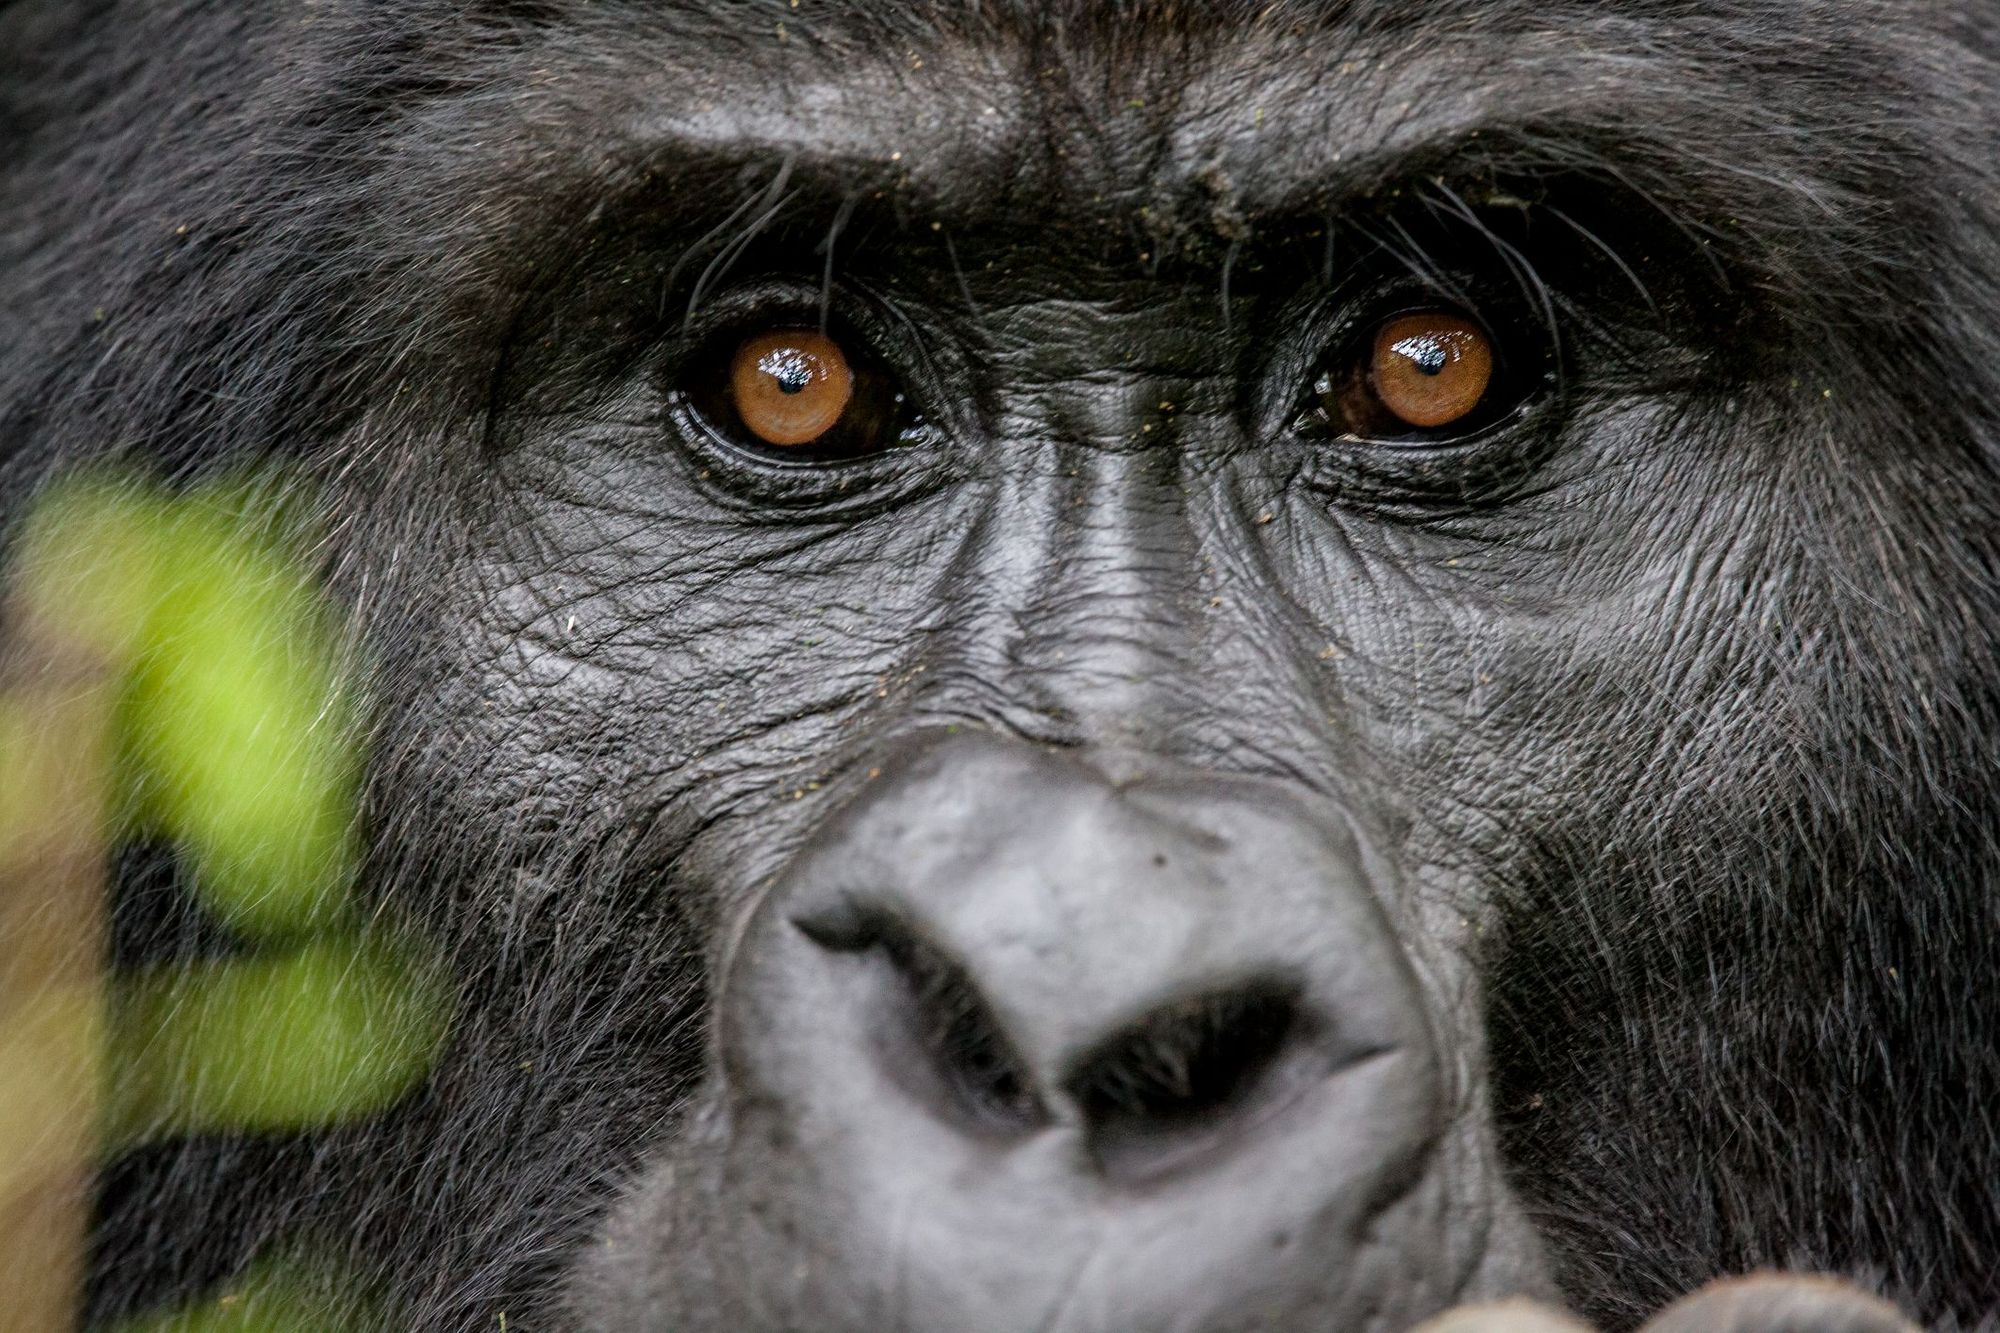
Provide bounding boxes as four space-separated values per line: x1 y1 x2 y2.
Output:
2 2 1997 1329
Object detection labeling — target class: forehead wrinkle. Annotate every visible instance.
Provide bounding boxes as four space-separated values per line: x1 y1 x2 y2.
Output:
555 3 1817 257
603 22 1207 233
1147 14 1821 222
606 33 1049 229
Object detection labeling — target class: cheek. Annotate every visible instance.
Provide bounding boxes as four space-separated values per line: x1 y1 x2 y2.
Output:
401 464 984 841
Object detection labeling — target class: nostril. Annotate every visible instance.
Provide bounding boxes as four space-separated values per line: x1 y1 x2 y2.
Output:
886 932 1046 1132
1063 979 1309 1183
795 906 1047 1134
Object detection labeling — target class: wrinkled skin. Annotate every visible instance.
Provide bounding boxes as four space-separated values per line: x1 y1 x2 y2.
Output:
2 1 1999 1330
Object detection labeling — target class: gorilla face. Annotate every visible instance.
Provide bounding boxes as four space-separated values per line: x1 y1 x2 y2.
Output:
4 2 1997 1331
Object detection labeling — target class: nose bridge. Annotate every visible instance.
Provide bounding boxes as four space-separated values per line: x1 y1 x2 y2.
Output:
987 436 1210 745
947 290 1234 745
1040 446 1192 704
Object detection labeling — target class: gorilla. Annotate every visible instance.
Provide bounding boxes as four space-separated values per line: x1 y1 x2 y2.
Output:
1 0 1997 1329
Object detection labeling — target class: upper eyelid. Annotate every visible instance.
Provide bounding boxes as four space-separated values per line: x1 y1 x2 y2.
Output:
677 283 847 347
673 282 927 382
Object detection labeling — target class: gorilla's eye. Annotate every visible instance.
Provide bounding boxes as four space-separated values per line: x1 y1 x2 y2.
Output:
730 331 855 447
1366 313 1495 428
688 326 914 463
1307 309 1506 441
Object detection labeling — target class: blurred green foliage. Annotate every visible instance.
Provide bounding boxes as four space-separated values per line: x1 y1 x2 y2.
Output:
21 478 359 936
10 473 452 1330
106 938 449 1146
104 1259 379 1333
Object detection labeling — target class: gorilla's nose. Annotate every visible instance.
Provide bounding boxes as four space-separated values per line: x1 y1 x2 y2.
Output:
793 896 1321 1184
783 767 1383 1187
708 730 1455 1332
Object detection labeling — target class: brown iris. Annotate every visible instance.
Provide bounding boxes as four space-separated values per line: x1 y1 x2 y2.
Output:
729 330 855 447
1363 312 1495 430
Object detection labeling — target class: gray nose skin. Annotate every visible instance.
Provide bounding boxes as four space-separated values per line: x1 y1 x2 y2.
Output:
606 731 1506 1332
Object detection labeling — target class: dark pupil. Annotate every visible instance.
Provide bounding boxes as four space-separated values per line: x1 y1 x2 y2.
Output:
767 351 813 395
1395 335 1449 376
